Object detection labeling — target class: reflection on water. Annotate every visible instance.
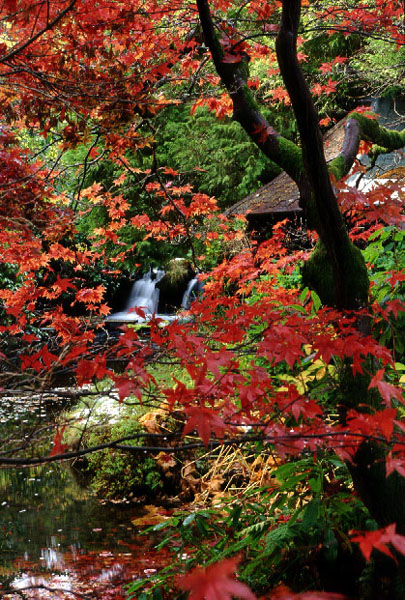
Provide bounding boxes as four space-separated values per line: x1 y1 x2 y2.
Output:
0 464 153 598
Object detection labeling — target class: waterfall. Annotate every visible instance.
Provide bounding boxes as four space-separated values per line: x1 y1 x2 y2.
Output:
107 269 165 322
107 269 201 323
125 269 165 314
181 278 199 309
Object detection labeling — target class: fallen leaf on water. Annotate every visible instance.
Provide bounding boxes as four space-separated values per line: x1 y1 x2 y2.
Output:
131 505 170 527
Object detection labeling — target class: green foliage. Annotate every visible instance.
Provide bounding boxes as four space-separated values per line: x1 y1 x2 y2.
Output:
84 417 164 500
350 38 405 98
0 262 21 291
127 454 371 599
156 105 281 208
364 226 405 360
365 226 405 286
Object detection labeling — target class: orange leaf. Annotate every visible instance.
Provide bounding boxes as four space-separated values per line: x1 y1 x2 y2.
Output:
50 426 68 457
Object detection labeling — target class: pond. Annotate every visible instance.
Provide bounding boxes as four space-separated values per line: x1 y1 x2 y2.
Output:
0 464 170 599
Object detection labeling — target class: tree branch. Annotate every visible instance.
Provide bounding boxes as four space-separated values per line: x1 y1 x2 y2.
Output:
0 0 77 65
195 0 307 187
1 431 402 466
276 0 368 310
329 112 405 180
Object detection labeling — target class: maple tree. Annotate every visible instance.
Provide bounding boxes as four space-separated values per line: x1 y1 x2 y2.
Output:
0 0 404 598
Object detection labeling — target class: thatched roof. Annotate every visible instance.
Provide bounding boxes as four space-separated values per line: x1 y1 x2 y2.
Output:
226 119 347 218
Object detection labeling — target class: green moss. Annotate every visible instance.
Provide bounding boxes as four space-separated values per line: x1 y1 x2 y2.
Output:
277 136 304 181
302 239 369 308
239 59 250 82
328 154 346 180
302 241 333 305
83 417 164 500
349 112 405 150
369 144 390 168
87 448 163 499
240 83 259 112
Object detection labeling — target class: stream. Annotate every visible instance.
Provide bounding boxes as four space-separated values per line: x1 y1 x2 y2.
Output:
0 390 173 600
0 269 197 599
0 463 167 599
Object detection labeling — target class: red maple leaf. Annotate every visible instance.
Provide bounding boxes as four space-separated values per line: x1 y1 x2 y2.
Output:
53 275 77 294
75 285 105 306
176 557 256 600
252 122 277 144
351 523 405 562
386 453 405 478
222 52 243 64
368 369 404 406
183 406 227 447
271 584 348 599
50 426 68 457
113 375 144 403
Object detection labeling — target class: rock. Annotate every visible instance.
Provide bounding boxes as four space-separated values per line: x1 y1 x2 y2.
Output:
156 259 195 313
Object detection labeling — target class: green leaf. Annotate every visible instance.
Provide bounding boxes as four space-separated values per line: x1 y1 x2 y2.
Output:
302 499 320 529
264 523 294 551
208 536 253 562
237 518 272 539
299 286 310 303
311 290 322 312
195 515 210 535
182 513 196 526
290 303 307 314
229 504 243 529
308 476 322 494
279 474 308 490
274 462 298 480
152 521 171 532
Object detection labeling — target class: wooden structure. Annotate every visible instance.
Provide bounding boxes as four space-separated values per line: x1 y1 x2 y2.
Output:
225 119 347 228
226 102 405 231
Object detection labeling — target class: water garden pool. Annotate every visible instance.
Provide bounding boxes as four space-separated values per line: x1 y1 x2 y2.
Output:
0 464 167 599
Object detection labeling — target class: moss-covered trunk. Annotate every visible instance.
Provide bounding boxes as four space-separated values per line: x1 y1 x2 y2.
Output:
275 2 405 594
197 0 405 592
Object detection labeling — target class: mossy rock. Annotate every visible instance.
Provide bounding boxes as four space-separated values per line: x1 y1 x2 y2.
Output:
157 259 195 313
75 416 163 501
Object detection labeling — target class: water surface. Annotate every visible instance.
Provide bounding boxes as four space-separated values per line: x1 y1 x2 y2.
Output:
0 464 161 599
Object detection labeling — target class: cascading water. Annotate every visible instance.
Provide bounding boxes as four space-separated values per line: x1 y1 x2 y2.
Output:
107 268 202 323
126 269 165 314
107 268 165 322
181 278 199 309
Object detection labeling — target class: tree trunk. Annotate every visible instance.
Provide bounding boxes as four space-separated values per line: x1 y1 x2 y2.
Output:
196 0 405 593
275 2 405 593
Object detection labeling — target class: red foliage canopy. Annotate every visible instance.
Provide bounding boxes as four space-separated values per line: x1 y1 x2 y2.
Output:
0 1 404 598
